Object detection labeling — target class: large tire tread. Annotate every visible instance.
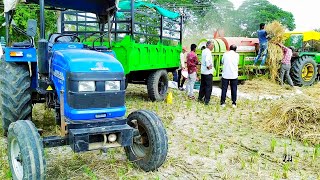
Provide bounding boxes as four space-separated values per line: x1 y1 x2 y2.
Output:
140 110 168 167
8 120 46 180
0 62 32 135
125 110 168 172
147 70 168 101
291 56 318 86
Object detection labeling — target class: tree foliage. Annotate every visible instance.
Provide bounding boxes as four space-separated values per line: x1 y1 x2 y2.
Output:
236 0 295 37
155 0 295 40
0 4 57 44
0 0 296 45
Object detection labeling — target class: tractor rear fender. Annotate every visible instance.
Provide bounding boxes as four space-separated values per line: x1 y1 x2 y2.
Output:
4 47 37 63
3 47 38 89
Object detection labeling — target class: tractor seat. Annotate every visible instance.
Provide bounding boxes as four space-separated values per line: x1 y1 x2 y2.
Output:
12 41 33 48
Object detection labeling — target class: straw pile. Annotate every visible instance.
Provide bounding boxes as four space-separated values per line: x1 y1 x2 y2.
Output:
265 21 286 82
303 83 320 99
238 77 292 95
263 95 320 145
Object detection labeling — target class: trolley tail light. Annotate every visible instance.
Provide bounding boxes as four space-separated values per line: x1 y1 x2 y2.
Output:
10 51 24 57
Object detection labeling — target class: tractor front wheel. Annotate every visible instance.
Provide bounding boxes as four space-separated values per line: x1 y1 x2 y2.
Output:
291 56 318 86
147 70 168 101
8 120 46 180
0 62 32 136
125 110 168 172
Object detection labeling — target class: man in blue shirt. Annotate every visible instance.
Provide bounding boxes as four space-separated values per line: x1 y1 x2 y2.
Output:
254 23 268 66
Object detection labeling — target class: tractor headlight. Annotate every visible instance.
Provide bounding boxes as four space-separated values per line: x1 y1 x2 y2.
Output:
105 81 120 91
79 81 95 92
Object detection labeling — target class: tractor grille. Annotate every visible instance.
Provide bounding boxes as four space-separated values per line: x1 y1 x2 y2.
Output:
67 72 125 109
67 91 125 109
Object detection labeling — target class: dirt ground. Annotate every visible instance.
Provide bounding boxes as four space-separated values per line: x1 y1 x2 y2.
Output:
0 80 319 180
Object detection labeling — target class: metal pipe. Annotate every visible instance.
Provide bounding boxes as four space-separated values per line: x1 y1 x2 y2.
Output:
5 12 9 45
160 15 163 43
130 0 134 38
99 22 104 46
39 0 45 39
180 16 183 45
108 14 112 48
114 14 118 41
57 11 62 33
60 90 67 136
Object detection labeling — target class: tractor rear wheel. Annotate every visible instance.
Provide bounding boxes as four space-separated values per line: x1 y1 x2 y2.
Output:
147 70 168 101
0 62 32 136
125 110 168 172
8 120 46 180
291 56 318 86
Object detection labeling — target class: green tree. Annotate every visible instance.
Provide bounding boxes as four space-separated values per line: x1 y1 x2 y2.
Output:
0 4 57 44
154 0 237 42
201 0 237 36
236 0 295 37
155 0 296 40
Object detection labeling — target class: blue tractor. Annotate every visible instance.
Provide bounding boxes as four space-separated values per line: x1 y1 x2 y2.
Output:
0 0 168 179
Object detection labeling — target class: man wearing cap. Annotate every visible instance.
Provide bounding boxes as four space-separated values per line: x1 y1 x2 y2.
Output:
177 46 187 90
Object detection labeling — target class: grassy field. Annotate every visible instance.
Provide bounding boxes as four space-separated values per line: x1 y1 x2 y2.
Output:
0 81 319 180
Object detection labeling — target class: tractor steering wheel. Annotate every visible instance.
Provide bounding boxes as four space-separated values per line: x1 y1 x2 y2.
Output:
54 34 81 43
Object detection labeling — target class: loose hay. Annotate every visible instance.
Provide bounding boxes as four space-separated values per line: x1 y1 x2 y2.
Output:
303 83 320 100
263 95 320 145
238 77 292 95
265 21 286 82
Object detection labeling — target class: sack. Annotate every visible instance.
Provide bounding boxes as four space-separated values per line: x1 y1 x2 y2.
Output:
182 70 188 78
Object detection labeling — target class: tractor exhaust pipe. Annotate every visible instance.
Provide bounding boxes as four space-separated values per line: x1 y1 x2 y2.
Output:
38 0 49 75
39 0 45 39
38 39 49 75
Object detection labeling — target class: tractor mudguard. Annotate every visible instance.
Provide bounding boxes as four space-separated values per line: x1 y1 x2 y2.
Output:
4 47 37 62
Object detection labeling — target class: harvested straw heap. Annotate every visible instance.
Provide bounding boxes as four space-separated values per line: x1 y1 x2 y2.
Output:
263 95 320 145
265 21 286 82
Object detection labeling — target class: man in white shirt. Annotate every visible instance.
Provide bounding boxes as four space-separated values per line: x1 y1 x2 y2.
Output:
220 44 240 108
198 41 214 105
177 46 187 90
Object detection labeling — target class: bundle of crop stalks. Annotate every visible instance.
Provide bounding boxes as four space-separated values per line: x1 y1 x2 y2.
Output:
263 95 320 145
265 21 286 82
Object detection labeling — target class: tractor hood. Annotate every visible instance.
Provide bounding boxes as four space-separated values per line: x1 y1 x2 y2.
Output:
4 0 118 15
52 49 124 73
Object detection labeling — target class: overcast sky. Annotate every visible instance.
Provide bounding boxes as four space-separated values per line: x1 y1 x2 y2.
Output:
229 0 319 31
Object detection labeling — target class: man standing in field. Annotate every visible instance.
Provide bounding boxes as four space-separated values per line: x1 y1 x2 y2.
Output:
277 43 294 87
253 23 268 67
177 46 187 90
186 44 199 99
220 45 240 108
198 41 214 105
